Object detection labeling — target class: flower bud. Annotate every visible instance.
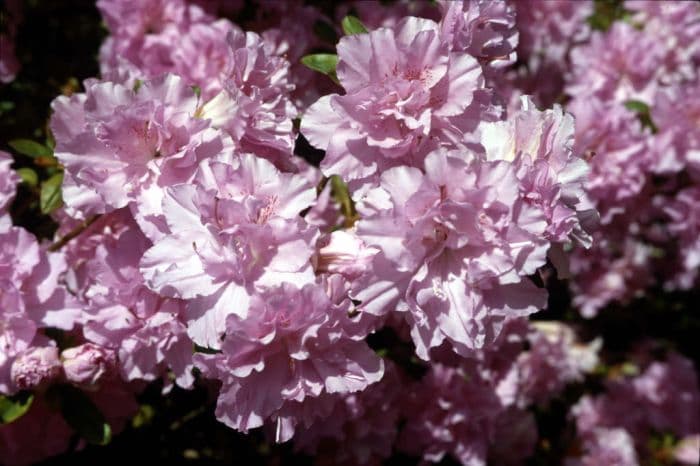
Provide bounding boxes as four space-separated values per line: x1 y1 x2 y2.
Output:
10 346 61 391
314 231 378 279
62 343 115 386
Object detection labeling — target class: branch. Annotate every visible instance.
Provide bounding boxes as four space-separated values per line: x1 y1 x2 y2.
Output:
48 215 101 252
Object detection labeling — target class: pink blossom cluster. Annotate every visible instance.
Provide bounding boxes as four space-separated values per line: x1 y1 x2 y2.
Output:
1 1 700 465
1 151 81 395
505 0 593 107
301 9 593 362
291 361 404 466
1 149 139 464
567 348 700 466
97 0 298 167
395 318 601 466
12 0 589 459
564 0 700 316
96 0 342 111
284 319 599 466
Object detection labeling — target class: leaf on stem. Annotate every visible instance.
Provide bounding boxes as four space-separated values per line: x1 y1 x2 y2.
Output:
301 54 340 85
0 392 34 424
341 15 368 35
9 139 53 158
40 172 64 214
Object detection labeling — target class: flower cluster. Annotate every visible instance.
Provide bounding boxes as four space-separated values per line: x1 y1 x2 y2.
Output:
565 0 700 316
0 151 80 395
567 348 700 466
397 319 600 466
302 13 591 365
0 152 139 464
97 0 298 166
1 1 699 465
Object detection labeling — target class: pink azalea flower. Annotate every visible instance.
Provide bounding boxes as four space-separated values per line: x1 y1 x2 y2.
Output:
51 73 233 236
0 303 36 394
97 0 213 80
301 16 486 187
626 0 700 83
196 27 297 168
63 209 194 388
673 435 700 466
195 283 383 439
651 80 700 176
570 233 653 318
513 0 592 71
248 0 338 110
98 0 298 169
355 149 548 359
567 23 664 104
438 0 519 76
83 298 194 388
140 154 318 349
480 96 595 246
399 362 535 466
567 97 652 223
509 321 600 405
571 350 700 455
97 0 209 40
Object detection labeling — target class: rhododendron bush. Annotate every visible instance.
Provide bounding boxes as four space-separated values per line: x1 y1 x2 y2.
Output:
1 0 699 465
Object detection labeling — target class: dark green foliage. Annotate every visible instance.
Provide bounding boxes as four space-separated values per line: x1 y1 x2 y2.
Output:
48 385 112 445
587 0 632 31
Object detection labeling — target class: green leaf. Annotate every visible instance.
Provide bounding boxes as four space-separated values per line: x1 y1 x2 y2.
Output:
624 99 649 114
301 54 339 84
16 167 39 187
40 172 64 214
0 393 34 424
8 139 53 158
313 19 338 44
53 385 112 445
341 15 368 35
624 99 657 133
